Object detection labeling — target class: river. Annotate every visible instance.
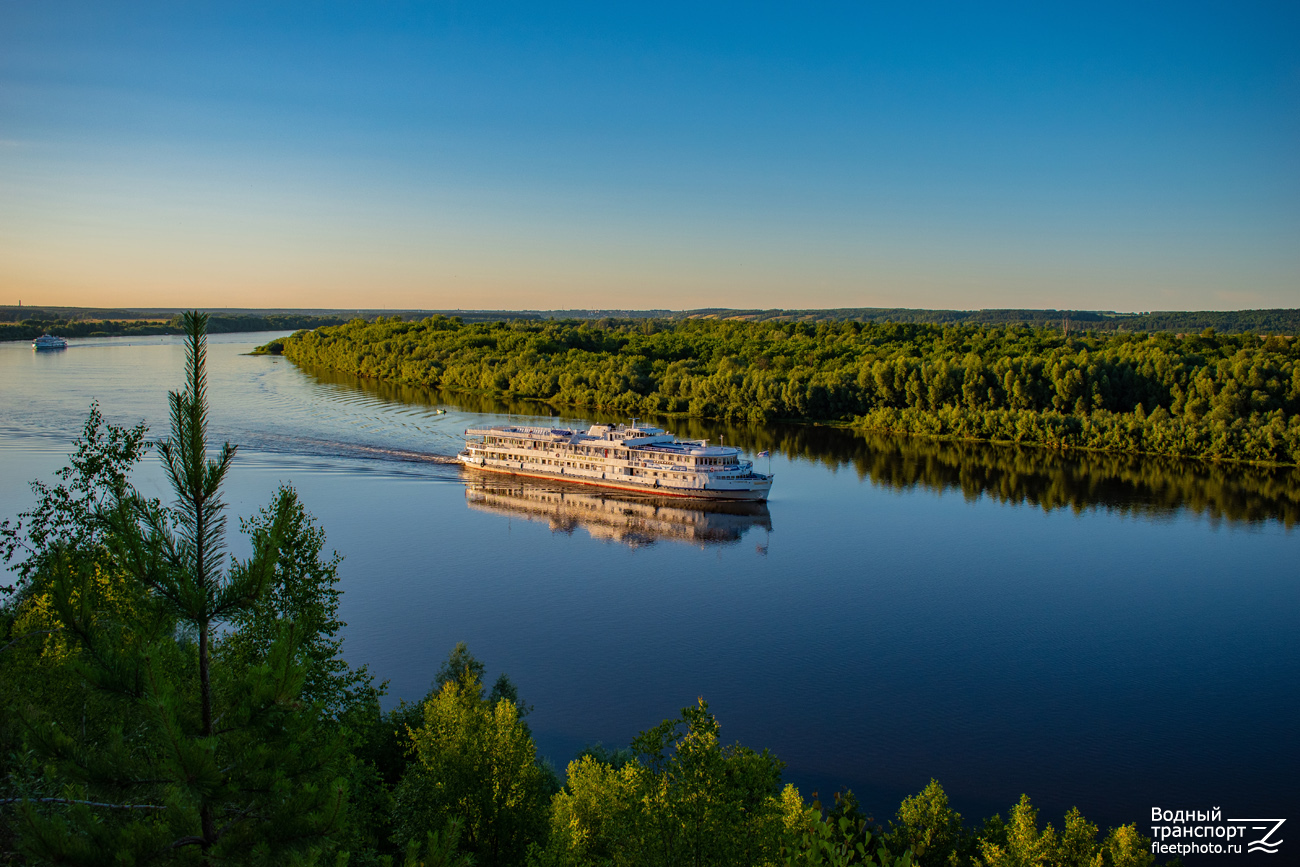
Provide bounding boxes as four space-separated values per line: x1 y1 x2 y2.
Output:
2 332 1295 844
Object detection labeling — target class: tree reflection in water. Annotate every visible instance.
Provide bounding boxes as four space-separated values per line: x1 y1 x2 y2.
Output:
301 363 1300 528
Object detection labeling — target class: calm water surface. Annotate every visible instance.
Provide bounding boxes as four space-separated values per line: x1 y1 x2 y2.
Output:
2 334 1295 841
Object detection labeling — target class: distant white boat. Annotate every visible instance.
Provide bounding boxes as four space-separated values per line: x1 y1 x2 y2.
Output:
32 334 68 351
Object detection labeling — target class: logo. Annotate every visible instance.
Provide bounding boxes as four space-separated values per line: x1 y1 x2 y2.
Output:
1228 818 1285 855
1151 808 1286 857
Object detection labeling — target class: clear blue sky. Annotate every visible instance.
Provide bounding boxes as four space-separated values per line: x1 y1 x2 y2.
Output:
2 1 1296 311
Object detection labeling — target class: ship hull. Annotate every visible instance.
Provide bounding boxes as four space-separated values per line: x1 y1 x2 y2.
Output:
456 455 772 501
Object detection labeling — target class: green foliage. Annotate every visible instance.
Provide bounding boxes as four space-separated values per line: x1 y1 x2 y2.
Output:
400 820 476 867
278 317 1300 465
222 485 378 717
976 794 1154 867
0 402 148 593
0 314 1191 866
536 754 644 867
0 408 156 859
3 312 355 863
774 789 917 867
349 645 544 865
539 698 791 867
885 780 974 866
790 812 914 867
429 642 533 731
651 308 1300 335
394 675 552 867
435 641 488 693
629 698 787 867
570 743 636 771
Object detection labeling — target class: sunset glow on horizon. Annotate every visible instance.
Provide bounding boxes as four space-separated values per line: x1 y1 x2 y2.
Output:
2 3 1297 312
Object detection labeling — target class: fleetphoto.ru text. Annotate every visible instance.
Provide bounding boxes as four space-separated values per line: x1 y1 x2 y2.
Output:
1151 808 1285 858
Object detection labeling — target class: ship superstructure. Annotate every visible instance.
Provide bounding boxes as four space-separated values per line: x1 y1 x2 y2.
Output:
458 422 773 501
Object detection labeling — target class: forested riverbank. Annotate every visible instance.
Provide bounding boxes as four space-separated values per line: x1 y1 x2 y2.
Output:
272 316 1300 466
0 312 347 342
0 315 1171 865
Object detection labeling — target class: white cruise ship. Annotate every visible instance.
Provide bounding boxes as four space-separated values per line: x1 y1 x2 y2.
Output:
458 422 773 501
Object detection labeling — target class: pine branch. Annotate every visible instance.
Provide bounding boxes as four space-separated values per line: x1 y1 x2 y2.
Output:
215 809 261 840
0 628 62 654
0 797 165 811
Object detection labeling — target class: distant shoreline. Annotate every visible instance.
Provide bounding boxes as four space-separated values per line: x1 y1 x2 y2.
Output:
0 313 347 343
269 315 1300 468
3 305 1298 336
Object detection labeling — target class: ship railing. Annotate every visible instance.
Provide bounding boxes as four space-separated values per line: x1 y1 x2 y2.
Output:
469 449 751 476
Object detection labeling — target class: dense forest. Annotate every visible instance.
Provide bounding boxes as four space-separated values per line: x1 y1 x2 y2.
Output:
0 315 1169 865
674 308 1300 334
273 316 1300 466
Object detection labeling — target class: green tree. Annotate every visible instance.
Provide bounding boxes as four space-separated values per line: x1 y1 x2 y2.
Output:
976 795 1154 867
0 402 148 593
1098 825 1155 867
540 699 794 867
393 673 551 866
0 406 156 860
885 780 972 866
221 484 377 717
9 311 350 864
631 699 788 866
978 795 1058 867
435 641 487 691
774 788 919 867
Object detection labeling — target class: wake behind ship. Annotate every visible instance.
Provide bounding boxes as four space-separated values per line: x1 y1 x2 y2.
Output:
457 422 774 501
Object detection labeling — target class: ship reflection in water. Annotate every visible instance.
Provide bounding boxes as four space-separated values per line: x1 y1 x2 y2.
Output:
464 480 773 549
